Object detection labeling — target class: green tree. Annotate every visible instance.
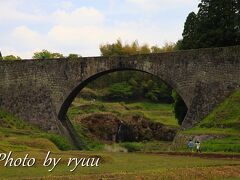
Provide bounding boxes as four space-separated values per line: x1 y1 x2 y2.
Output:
67 54 81 60
33 50 64 59
181 0 240 49
106 82 133 100
3 55 21 60
0 51 2 60
181 12 198 49
100 40 176 56
100 39 125 56
140 44 151 54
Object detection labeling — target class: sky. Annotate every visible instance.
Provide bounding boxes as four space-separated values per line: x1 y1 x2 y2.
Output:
0 0 199 58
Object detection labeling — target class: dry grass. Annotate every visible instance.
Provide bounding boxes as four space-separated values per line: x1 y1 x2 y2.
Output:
30 165 240 180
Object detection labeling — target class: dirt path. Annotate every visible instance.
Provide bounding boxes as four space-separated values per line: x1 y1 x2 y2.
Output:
144 151 240 159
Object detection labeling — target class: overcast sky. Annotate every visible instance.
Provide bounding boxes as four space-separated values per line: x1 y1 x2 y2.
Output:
0 0 199 58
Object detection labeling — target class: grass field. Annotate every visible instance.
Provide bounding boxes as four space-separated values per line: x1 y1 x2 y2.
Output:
0 150 239 179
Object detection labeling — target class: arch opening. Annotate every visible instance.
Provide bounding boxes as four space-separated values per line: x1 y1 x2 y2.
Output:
58 69 188 150
59 69 188 121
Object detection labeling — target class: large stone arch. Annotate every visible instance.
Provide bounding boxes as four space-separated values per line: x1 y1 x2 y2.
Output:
0 46 239 147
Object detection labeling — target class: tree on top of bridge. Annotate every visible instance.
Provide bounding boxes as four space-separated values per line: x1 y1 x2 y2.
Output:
32 49 64 59
99 39 176 56
3 55 21 60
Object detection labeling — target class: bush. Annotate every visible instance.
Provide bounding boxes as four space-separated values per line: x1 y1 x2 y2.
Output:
43 134 72 151
172 91 188 125
105 82 133 101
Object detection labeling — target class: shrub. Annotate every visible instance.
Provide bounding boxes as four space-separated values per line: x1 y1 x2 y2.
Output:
172 91 188 125
105 82 133 101
43 134 72 151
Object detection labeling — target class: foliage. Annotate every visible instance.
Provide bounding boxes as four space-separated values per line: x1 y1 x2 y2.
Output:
0 108 73 151
89 71 174 103
100 39 177 56
199 90 240 129
67 53 81 59
105 82 133 100
182 90 240 153
42 134 72 151
3 55 21 60
180 0 240 49
202 136 240 152
172 91 188 125
68 98 178 129
0 108 34 130
180 12 198 49
32 49 64 59
185 89 240 135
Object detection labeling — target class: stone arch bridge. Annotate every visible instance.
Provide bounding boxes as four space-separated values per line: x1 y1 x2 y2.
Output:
0 46 239 147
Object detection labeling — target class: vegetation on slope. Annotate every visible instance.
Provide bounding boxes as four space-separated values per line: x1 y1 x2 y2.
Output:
182 90 240 152
67 96 178 151
0 108 73 151
185 90 240 135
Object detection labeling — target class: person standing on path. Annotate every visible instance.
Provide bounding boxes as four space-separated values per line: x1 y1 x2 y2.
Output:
196 141 201 153
188 139 194 152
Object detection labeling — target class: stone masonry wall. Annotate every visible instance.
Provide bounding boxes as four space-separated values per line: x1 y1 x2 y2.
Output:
0 46 239 145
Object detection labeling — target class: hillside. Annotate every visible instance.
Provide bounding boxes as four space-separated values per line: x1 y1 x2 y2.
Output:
67 97 179 151
185 89 240 135
174 89 240 153
0 108 72 152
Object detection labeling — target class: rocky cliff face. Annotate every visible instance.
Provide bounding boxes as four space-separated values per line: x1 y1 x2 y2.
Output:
78 113 177 142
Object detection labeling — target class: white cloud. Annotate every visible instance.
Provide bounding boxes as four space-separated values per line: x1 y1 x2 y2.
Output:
52 7 104 27
12 26 45 46
60 1 74 10
126 0 197 11
0 1 198 58
0 0 44 22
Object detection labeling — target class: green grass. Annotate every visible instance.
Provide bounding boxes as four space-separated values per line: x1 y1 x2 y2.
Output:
0 150 239 179
0 108 73 151
180 90 240 153
201 136 240 153
68 98 178 127
120 141 172 152
184 90 240 135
